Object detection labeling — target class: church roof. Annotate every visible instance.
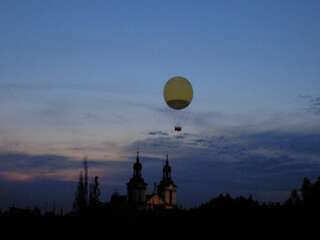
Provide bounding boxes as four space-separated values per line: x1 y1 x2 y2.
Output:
158 178 177 188
163 159 171 172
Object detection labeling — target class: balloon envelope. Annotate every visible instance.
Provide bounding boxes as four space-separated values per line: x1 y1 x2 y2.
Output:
163 76 193 110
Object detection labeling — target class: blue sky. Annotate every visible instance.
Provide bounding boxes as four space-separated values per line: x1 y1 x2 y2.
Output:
0 0 320 209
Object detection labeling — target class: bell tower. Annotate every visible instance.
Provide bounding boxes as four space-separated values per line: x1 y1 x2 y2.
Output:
158 154 177 208
127 152 147 205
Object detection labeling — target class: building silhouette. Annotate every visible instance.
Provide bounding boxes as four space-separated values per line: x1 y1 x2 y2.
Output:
127 152 177 209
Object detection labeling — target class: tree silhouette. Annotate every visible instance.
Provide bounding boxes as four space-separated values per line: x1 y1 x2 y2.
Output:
285 189 301 207
89 176 101 209
313 177 320 205
73 171 87 213
301 177 312 206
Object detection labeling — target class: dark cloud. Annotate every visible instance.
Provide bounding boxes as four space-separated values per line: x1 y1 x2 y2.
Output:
310 97 320 114
0 153 77 172
148 131 169 136
0 152 134 209
0 153 129 173
302 95 320 115
242 132 320 155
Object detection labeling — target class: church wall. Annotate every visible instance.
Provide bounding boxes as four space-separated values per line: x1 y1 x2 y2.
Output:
128 188 146 204
162 186 176 206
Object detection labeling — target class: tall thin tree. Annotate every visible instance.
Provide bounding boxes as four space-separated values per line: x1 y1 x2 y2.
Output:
89 176 101 209
73 171 87 213
84 157 89 204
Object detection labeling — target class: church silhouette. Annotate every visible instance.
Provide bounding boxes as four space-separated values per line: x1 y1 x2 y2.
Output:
127 152 177 209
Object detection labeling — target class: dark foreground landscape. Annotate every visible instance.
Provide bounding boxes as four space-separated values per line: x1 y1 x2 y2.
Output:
1 176 319 232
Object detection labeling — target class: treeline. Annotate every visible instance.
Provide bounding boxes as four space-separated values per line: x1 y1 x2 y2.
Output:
197 176 320 211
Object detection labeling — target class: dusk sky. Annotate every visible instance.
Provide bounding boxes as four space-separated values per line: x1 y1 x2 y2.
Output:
0 0 320 209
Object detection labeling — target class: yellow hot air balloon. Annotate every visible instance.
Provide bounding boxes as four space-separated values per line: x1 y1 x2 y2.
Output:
163 76 193 132
163 76 193 110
